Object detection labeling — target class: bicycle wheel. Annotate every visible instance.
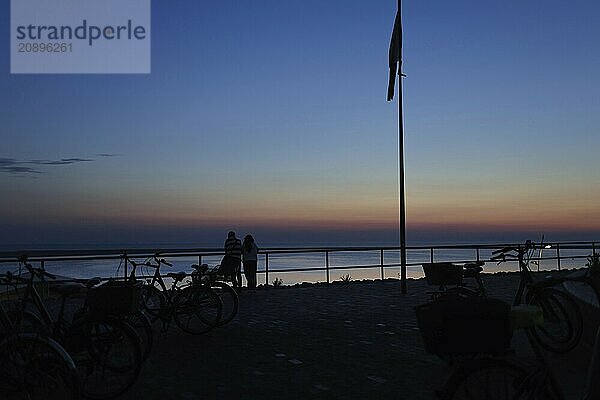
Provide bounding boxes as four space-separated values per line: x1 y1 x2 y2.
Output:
211 281 239 326
173 286 222 335
141 285 165 318
6 310 48 336
528 287 583 354
0 334 80 400
440 357 553 400
66 315 142 400
125 311 153 362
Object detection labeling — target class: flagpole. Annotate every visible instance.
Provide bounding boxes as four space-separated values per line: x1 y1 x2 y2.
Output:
397 0 407 294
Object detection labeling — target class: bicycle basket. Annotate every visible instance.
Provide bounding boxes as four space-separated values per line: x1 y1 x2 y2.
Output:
86 280 142 316
422 263 463 286
415 297 512 358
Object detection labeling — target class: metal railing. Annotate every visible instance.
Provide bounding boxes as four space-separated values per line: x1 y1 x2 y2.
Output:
0 240 597 289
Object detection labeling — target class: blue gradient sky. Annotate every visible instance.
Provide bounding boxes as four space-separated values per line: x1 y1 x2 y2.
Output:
1 0 599 247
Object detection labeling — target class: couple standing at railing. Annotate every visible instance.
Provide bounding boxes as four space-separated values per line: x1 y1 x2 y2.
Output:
221 231 259 292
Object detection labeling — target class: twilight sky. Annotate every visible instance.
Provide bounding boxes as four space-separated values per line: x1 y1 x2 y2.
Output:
1 0 599 247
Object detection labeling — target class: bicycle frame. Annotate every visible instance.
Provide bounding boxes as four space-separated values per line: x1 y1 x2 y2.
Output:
148 267 176 300
0 300 16 336
15 265 72 337
139 259 183 300
511 244 568 306
512 246 535 306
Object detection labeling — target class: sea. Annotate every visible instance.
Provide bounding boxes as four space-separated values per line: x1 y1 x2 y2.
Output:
0 241 593 286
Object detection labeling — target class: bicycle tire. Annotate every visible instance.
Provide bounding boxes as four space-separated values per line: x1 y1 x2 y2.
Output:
527 287 583 354
0 333 80 400
6 309 48 336
125 310 153 362
439 357 553 400
66 314 142 400
173 286 222 335
211 281 239 326
141 285 165 318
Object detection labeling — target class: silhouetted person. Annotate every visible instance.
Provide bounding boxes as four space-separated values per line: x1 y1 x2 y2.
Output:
242 234 258 290
222 231 242 291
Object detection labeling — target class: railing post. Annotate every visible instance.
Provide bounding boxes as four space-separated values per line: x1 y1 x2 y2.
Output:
476 248 480 262
124 255 128 279
380 249 384 280
326 251 330 283
556 243 561 271
198 255 202 265
430 247 434 263
265 252 269 286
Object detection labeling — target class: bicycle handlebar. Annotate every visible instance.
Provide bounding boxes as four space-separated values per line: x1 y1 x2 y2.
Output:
492 246 518 255
492 241 535 256
128 259 157 268
15 255 56 281
152 256 172 267
491 241 537 265
490 253 518 263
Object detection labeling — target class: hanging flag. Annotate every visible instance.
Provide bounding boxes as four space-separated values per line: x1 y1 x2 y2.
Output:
387 10 402 101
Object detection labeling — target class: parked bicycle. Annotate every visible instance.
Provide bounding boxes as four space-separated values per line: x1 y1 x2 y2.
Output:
492 240 583 354
190 263 239 326
422 240 583 354
422 261 487 300
128 256 223 334
6 256 142 400
435 308 599 400
0 273 80 400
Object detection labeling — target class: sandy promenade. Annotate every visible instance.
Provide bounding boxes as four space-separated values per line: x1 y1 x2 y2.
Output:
126 271 592 399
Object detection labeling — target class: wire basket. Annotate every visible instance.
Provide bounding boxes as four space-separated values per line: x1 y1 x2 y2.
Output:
86 280 142 316
422 262 463 286
415 297 512 358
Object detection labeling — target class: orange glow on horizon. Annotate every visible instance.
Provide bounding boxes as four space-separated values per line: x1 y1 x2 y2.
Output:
7 180 600 234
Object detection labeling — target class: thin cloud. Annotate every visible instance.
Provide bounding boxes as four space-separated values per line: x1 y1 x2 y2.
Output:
1 154 117 175
30 158 93 165
0 158 18 166
0 159 42 174
96 153 120 157
1 165 42 174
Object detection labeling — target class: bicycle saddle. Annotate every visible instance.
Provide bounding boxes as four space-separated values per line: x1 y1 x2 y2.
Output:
54 282 86 297
167 272 187 281
191 264 208 274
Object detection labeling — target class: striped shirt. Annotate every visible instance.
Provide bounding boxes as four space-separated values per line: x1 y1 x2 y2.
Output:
224 238 242 259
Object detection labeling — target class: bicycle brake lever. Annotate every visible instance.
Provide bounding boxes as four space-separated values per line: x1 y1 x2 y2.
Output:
490 253 505 262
